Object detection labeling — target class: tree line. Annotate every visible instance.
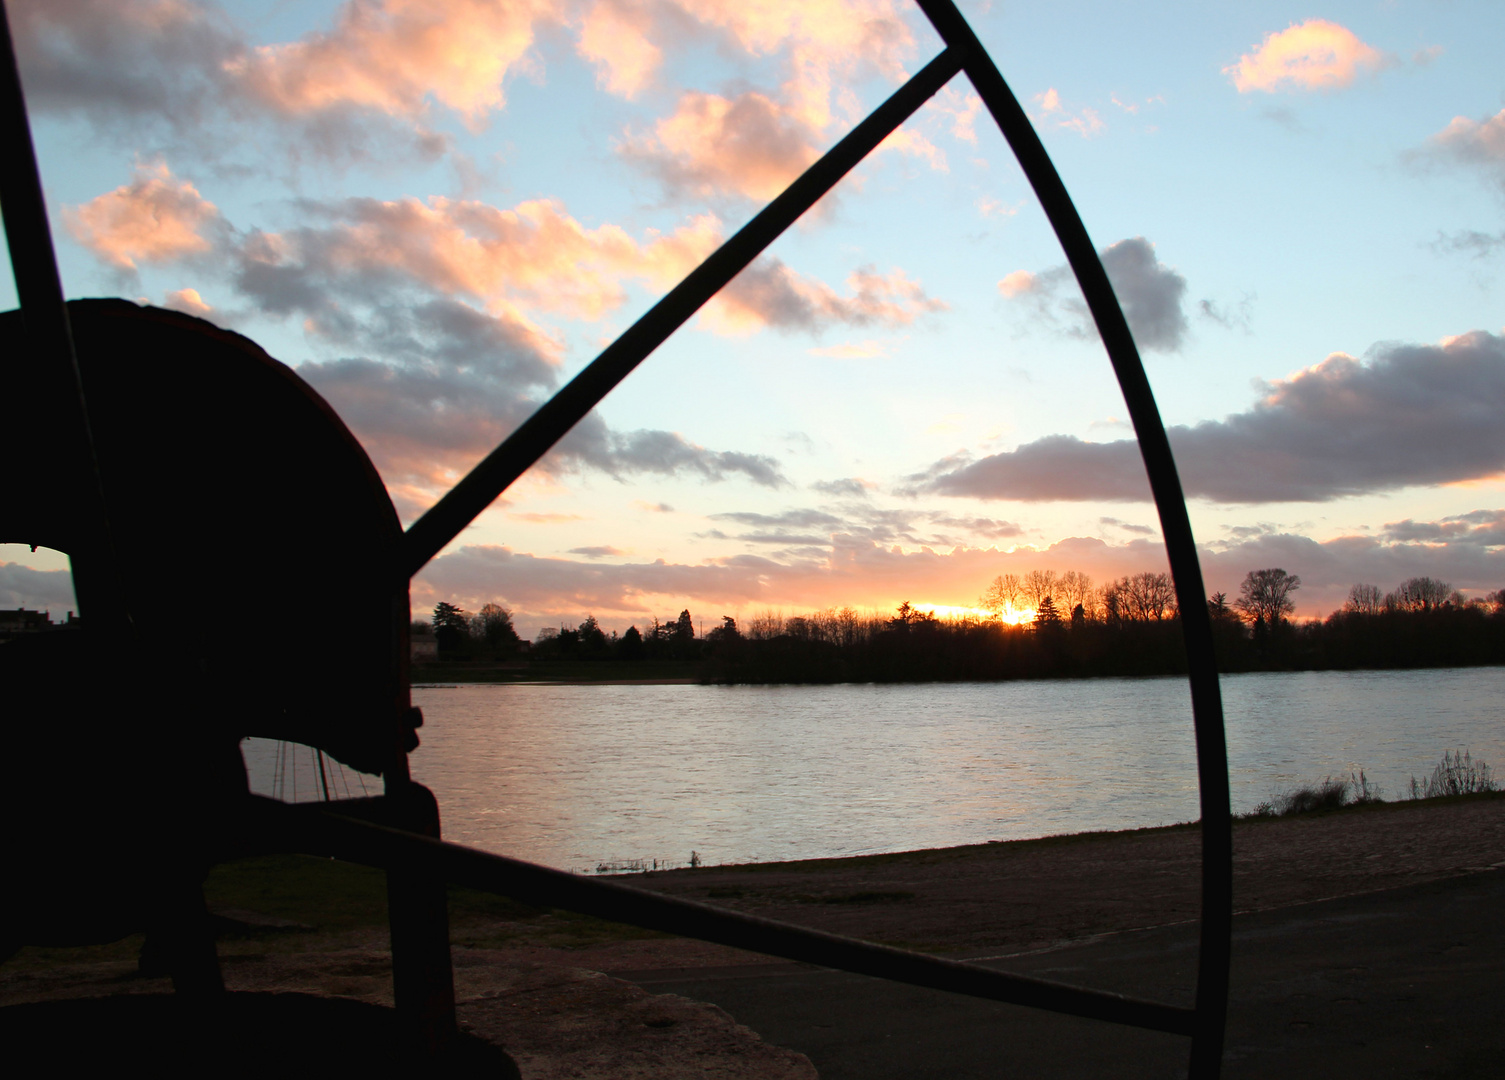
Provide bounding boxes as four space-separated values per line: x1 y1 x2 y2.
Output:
419 569 1505 680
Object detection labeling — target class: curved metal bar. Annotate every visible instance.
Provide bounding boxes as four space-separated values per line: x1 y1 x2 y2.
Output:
912 1 1231 1074
400 47 963 579
277 803 1195 1035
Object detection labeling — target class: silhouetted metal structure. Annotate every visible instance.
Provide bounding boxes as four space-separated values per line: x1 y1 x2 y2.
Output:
0 0 1230 1073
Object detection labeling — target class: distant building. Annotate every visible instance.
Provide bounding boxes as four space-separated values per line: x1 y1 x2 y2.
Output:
0 608 73 643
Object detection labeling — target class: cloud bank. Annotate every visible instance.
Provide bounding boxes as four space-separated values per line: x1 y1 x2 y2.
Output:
61 161 947 508
912 330 1505 503
412 505 1505 631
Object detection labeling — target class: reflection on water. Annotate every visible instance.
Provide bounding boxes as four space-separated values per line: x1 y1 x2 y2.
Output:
244 668 1505 873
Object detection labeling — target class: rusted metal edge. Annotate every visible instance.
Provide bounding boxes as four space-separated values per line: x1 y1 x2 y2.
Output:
910 2 1232 1075
399 47 965 578
279 802 1195 1036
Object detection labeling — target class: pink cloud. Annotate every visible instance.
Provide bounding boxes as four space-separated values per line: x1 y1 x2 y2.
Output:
248 195 722 326
706 261 946 335
62 161 221 271
997 270 1036 297
621 89 824 202
877 125 947 172
226 0 555 129
576 0 661 98
1225 19 1392 94
617 0 917 201
413 506 1505 631
1031 87 1104 138
678 0 914 128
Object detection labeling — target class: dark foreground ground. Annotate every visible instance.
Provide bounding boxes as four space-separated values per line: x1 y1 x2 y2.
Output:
623 868 1505 1078
4 795 1504 1076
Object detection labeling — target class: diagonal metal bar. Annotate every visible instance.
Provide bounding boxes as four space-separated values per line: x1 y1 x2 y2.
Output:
399 47 964 580
912 1 1232 1074
0 0 129 631
279 803 1195 1035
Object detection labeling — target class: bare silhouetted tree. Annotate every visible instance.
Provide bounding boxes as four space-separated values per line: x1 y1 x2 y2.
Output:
978 574 1023 621
1235 569 1300 627
1345 583 1382 615
1122 571 1176 621
1023 569 1059 610
1386 576 1453 612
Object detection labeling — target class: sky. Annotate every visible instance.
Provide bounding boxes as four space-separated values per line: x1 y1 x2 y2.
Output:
2 0 1502 636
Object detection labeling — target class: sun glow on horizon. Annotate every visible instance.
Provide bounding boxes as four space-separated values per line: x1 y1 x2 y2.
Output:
922 603 1038 625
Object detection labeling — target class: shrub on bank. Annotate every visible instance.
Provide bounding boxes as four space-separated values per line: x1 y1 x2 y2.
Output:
1247 750 1498 818
1409 750 1498 799
1248 770 1382 818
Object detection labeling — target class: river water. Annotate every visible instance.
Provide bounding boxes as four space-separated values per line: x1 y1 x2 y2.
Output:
242 668 1505 873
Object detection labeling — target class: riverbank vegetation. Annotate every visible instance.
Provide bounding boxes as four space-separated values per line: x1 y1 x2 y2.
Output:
1248 751 1498 819
419 570 1505 683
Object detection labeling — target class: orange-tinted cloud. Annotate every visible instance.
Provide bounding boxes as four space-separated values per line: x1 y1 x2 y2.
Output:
997 270 1036 298
622 89 824 201
706 261 946 335
878 126 947 172
576 0 661 98
62 162 221 271
226 0 554 129
1225 19 1391 94
619 0 916 200
1032 88 1104 137
679 0 913 127
247 195 722 325
163 287 213 316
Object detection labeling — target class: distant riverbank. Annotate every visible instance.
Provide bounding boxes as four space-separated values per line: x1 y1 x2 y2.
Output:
412 660 705 684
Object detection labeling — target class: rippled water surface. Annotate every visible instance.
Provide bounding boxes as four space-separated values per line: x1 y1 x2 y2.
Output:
244 669 1505 872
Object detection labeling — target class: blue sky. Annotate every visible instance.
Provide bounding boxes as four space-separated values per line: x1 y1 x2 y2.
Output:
3 0 1502 633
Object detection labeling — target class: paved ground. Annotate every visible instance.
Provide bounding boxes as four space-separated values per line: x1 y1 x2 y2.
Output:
616 868 1505 1079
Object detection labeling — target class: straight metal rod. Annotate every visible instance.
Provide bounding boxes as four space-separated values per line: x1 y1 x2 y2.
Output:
0 0 127 629
399 47 964 579
911 1 1232 1074
290 805 1195 1036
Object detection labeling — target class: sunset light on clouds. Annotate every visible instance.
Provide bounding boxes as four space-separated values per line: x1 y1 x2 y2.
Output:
3 0 1503 635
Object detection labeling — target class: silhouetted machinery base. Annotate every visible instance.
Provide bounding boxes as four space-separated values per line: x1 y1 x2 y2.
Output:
0 993 520 1075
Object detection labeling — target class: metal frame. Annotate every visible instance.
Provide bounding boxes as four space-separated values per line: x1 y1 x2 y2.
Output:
1 0 1230 1073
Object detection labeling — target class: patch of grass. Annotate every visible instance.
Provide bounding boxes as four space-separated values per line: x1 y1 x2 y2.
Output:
1409 750 1498 799
205 855 389 938
207 856 664 952
1246 770 1382 818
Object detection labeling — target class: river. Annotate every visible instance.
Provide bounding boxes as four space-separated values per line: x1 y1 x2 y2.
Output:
241 667 1505 873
